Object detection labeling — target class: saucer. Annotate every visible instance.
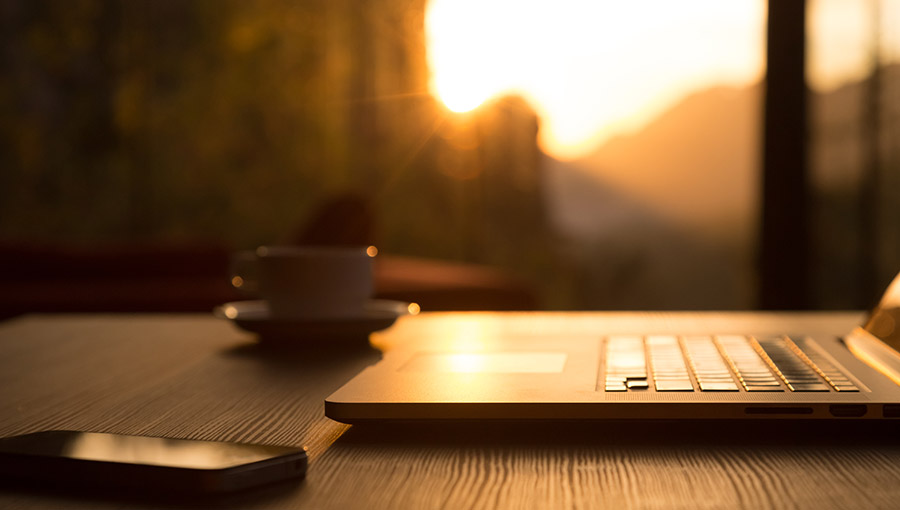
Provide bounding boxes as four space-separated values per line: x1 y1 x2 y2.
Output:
214 299 412 342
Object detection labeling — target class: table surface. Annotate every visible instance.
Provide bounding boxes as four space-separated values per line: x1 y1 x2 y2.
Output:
2 310 900 509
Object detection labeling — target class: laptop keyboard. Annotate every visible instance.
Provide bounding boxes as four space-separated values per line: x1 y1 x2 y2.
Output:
603 335 859 393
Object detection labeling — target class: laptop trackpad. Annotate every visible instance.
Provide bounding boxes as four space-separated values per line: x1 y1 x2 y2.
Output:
400 352 568 374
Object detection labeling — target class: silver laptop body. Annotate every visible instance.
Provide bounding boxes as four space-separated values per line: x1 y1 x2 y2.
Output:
326 272 900 422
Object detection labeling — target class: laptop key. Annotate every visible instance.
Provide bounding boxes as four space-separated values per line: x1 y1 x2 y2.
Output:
784 376 820 384
788 383 830 392
655 380 694 391
604 336 648 391
746 385 785 392
715 335 781 392
699 382 739 391
683 336 740 390
646 335 694 392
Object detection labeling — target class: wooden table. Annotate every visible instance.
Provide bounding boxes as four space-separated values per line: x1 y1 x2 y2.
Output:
2 311 900 509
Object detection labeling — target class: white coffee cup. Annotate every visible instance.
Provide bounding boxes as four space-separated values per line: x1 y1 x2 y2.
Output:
231 245 375 319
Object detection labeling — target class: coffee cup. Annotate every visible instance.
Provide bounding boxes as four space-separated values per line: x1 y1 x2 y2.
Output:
230 245 376 319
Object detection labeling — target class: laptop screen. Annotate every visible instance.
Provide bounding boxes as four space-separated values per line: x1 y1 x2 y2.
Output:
863 271 900 352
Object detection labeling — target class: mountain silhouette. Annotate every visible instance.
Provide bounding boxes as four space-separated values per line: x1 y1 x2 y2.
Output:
574 84 761 247
544 84 761 309
544 63 900 309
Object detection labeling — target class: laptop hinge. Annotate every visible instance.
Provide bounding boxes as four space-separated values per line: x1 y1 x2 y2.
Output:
844 327 900 387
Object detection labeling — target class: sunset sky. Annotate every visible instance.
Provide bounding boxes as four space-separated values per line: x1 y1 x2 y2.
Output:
426 0 899 160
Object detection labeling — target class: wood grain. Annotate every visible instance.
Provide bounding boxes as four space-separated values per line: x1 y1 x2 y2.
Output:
5 311 900 509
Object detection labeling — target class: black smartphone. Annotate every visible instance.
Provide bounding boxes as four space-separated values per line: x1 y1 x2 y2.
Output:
0 430 307 494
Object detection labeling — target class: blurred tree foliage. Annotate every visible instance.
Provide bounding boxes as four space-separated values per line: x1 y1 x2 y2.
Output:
0 0 559 301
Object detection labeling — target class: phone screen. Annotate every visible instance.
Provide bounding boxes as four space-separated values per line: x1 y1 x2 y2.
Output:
0 430 303 470
0 430 307 493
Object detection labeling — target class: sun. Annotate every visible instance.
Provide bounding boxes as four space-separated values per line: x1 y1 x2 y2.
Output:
425 0 514 113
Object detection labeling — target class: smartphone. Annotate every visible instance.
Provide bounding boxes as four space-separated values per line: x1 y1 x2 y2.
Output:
0 430 307 494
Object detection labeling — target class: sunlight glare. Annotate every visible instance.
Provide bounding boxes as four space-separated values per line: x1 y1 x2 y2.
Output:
426 0 766 159
426 0 511 112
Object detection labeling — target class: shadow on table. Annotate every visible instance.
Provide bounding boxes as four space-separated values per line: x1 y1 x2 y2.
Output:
337 419 900 448
220 337 382 375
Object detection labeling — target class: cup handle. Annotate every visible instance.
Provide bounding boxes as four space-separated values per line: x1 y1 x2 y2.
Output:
229 250 259 296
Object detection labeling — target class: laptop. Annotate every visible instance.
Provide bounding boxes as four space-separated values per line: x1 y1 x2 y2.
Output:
325 271 900 422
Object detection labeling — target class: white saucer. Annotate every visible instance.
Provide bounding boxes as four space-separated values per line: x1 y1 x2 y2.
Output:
214 299 412 342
